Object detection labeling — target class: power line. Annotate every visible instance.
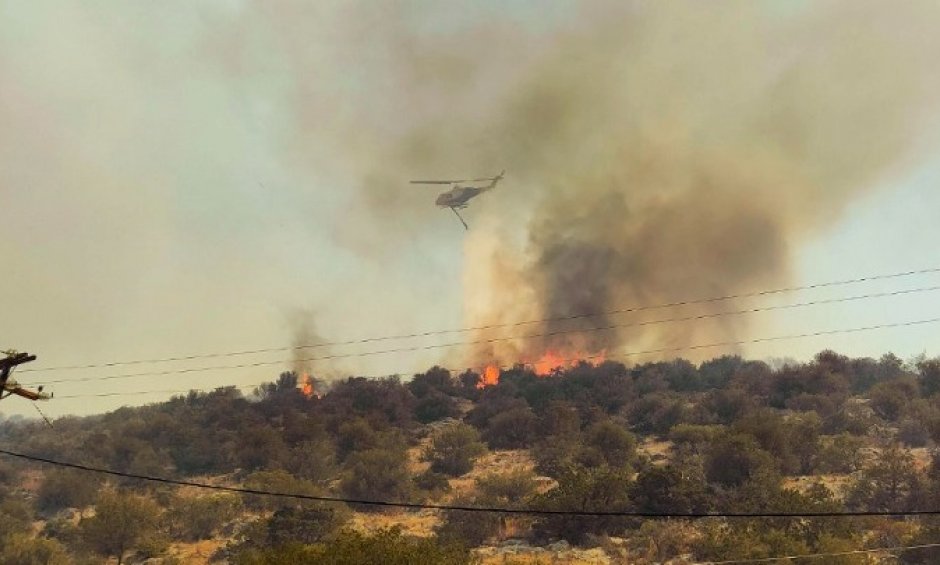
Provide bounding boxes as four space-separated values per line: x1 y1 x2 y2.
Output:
53 384 259 399
5 447 940 518
32 314 940 387
697 542 940 564
20 265 940 374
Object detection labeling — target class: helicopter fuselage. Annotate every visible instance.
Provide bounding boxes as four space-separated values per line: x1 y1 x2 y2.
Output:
435 186 484 208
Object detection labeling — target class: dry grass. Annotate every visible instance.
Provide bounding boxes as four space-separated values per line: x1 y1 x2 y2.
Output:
475 546 612 564
447 450 549 501
348 509 441 537
19 468 43 493
783 474 854 498
637 438 673 464
166 539 226 564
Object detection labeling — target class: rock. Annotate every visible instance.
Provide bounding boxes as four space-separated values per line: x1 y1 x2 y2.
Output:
547 540 571 552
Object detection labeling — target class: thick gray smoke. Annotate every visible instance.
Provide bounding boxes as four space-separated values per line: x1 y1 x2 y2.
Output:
314 2 940 364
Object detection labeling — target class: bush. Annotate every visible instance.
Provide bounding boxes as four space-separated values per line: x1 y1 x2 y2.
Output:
0 534 70 565
899 418 931 447
532 466 634 545
424 423 487 477
814 434 865 474
408 367 455 398
37 469 100 515
436 495 503 546
482 407 539 449
235 528 473 565
476 470 538 504
0 499 33 541
629 393 688 435
414 470 451 494
415 392 460 424
704 433 775 488
631 464 711 514
845 445 925 512
669 424 723 448
335 418 381 461
80 491 161 565
264 505 351 546
243 470 321 512
341 449 413 508
531 439 578 478
166 494 240 541
286 439 337 485
580 420 636 468
869 378 919 422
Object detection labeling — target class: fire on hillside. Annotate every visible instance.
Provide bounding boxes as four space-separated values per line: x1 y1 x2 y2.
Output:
476 349 607 388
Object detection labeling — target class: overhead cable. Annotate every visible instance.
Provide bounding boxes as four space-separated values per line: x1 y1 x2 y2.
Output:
6 447 940 518
33 314 940 387
698 542 940 564
20 266 940 374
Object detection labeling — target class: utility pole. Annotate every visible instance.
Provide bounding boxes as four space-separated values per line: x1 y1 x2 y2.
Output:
0 351 51 401
0 351 36 385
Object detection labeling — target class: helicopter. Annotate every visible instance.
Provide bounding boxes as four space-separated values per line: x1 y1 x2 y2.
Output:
410 170 505 230
0 350 52 401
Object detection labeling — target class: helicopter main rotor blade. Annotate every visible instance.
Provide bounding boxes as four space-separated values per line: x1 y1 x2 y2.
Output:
411 175 500 184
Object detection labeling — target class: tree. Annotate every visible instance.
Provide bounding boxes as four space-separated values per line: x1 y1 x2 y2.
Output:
425 423 487 477
845 445 925 512
80 491 161 565
408 367 455 398
37 469 100 515
918 358 940 397
699 355 745 389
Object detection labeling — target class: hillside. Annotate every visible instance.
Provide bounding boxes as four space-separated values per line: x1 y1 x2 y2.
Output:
1 352 940 564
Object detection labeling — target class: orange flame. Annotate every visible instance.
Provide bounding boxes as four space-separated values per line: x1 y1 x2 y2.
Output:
477 365 500 389
476 350 607 388
300 373 316 399
532 350 567 376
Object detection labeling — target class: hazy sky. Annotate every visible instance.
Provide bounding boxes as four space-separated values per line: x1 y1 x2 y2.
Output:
3 1 940 419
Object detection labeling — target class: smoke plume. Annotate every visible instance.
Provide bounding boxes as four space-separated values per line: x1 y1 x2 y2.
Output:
310 2 940 365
